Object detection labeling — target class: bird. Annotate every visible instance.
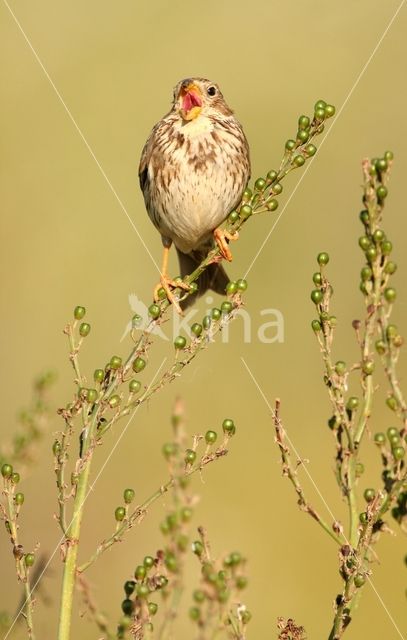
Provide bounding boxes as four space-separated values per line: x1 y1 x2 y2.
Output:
139 77 251 311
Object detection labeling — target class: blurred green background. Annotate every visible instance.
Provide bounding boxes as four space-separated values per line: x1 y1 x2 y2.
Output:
1 1 406 638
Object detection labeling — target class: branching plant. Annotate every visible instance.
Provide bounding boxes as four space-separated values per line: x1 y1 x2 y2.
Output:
0 98 337 640
273 151 406 639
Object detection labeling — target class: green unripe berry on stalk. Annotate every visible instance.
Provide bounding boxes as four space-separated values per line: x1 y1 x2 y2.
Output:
192 540 204 556
384 150 394 160
254 178 266 191
240 204 252 219
297 129 309 143
358 236 370 250
393 446 405 461
266 169 278 182
156 287 167 300
191 322 203 337
305 144 317 156
359 512 368 524
285 139 296 151
221 301 233 315
237 278 248 291
335 361 346 376
377 185 388 200
313 272 322 286
359 210 369 224
389 434 400 447
315 99 327 110
94 368 104 383
347 397 359 411
123 488 135 504
211 308 221 321
376 158 387 172
205 430 217 444
189 607 200 621
317 252 329 266
180 506 193 522
387 426 399 440
132 357 146 373
311 319 321 332
115 507 126 522
185 449 196 465
363 488 375 502
354 574 366 588
129 379 141 394
324 104 335 117
298 115 310 129
311 289 323 305
386 325 398 340
174 335 187 350
136 584 149 599
86 388 98 403
15 492 25 506
314 107 325 120
366 246 377 262
11 472 20 484
381 240 392 255
53 440 62 456
293 155 305 167
110 356 122 370
384 288 396 303
1 464 13 479
375 339 386 355
144 556 155 569
202 315 211 330
386 395 398 411
148 304 160 319
74 306 86 320
79 323 91 337
225 282 238 295
25 553 35 567
193 589 206 603
374 432 386 445
361 266 372 281
242 187 252 201
148 602 158 616
135 565 147 580
222 418 236 435
109 395 121 408
372 229 385 243
228 210 239 223
363 360 374 375
272 183 283 195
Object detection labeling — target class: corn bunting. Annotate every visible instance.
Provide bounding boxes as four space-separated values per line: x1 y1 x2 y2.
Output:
139 77 250 310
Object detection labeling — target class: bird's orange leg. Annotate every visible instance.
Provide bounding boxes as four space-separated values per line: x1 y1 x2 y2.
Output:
154 245 190 315
213 228 239 262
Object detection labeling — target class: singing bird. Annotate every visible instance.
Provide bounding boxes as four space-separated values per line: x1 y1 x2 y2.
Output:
139 77 251 311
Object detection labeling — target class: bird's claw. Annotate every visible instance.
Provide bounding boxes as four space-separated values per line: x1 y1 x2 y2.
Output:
154 275 190 315
213 228 239 262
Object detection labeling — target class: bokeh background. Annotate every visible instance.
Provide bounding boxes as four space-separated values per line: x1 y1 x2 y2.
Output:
1 1 406 638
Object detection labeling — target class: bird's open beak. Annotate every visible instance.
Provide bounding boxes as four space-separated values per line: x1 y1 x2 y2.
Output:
179 82 202 121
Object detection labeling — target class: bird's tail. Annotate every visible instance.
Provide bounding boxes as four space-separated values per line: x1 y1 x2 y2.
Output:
176 246 229 310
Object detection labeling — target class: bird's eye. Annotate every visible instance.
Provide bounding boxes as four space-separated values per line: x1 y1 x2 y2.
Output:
207 86 217 97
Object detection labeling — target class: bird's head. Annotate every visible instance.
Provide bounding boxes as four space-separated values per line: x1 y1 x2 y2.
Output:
173 78 233 122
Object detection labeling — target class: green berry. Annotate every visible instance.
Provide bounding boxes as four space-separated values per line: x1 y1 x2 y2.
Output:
376 158 387 172
124 580 135 596
108 395 121 408
115 507 126 522
221 301 233 315
148 602 158 616
242 187 252 201
335 361 346 376
237 278 248 291
293 154 305 167
52 440 61 456
74 306 86 320
15 492 24 506
363 488 375 502
147 304 160 319
297 129 309 143
222 418 236 435
359 512 368 525
366 246 377 262
375 340 386 354
384 288 396 303
305 144 317 156
185 449 196 465
240 204 252 219
358 236 370 250
192 540 204 555
359 210 369 224
135 565 146 580
390 434 400 447
193 589 206 603
386 325 398 340
311 289 323 305
314 107 325 120
354 574 366 588
347 397 359 411
189 607 200 621
377 185 388 200
381 240 392 255
110 356 122 370
86 388 98 403
94 369 104 383
324 104 335 118
313 272 322 286
205 430 217 444
174 335 187 349
162 442 177 459
272 183 283 195
361 266 372 281
317 252 329 266
144 556 155 569
211 308 221 321
202 315 211 330
311 319 321 332
236 575 248 589
1 464 13 479
225 282 238 295
129 379 141 394
132 357 146 373
355 462 365 477
374 432 386 445
385 261 397 275
298 115 310 129
315 99 327 110
79 323 91 337
266 198 279 211
228 210 239 223
267 170 278 182
387 427 399 439
285 139 296 151
363 360 374 375
241 610 252 624
122 599 133 615
123 488 135 504
191 322 203 337
24 553 35 567
386 395 398 411
180 506 193 522
393 446 405 461
254 178 266 191
373 229 385 243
